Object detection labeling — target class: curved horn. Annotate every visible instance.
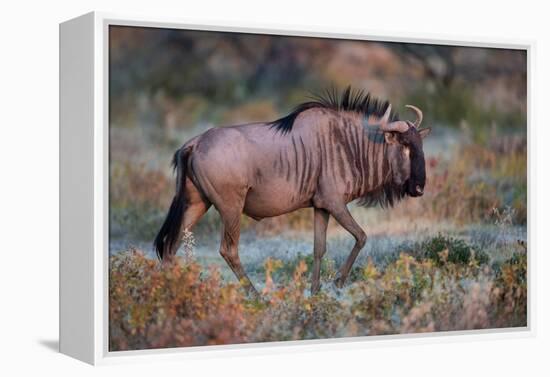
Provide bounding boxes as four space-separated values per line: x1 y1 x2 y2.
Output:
405 104 423 128
380 104 392 124
378 104 410 133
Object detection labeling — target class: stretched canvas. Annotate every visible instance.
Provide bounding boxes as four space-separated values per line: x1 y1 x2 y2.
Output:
106 24 528 352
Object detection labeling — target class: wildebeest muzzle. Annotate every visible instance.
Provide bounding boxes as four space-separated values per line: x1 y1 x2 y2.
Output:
407 149 426 197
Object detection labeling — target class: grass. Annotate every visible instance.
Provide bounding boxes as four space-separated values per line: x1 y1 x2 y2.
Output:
109 240 527 351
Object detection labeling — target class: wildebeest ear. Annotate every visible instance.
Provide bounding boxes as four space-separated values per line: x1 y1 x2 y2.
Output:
384 132 398 144
419 127 431 139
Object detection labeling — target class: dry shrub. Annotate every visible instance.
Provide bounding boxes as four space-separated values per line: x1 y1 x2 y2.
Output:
427 144 500 224
109 250 252 350
458 281 492 330
110 162 171 210
386 138 526 226
110 162 173 240
109 242 527 350
490 252 527 327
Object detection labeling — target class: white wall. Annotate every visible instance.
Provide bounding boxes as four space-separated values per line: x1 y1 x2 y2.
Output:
0 0 548 375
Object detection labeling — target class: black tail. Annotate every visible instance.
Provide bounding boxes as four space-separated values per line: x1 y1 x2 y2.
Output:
154 148 190 260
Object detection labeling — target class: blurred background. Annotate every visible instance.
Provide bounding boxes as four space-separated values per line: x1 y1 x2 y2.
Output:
109 25 527 275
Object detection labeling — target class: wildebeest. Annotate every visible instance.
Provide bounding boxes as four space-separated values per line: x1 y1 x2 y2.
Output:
154 87 431 297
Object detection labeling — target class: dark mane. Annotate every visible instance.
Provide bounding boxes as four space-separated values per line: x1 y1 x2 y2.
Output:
269 86 399 134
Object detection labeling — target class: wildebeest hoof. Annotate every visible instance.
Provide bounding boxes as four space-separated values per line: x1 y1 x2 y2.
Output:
333 276 345 289
245 288 264 302
310 284 321 296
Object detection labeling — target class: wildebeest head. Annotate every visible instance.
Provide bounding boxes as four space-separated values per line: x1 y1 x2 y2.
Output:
380 105 431 197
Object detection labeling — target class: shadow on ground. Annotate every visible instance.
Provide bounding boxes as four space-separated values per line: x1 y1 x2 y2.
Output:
38 339 59 353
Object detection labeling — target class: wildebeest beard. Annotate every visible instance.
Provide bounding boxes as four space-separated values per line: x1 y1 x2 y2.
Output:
357 179 407 208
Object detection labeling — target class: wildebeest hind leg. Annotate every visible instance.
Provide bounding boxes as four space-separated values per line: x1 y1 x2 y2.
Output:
328 205 367 288
217 201 260 299
162 179 210 264
182 177 211 231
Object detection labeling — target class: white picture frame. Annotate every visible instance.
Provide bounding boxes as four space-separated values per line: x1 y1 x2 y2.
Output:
59 11 534 365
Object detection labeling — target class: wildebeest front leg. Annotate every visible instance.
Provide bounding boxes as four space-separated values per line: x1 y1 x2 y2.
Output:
218 209 260 299
312 208 329 295
328 205 367 288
